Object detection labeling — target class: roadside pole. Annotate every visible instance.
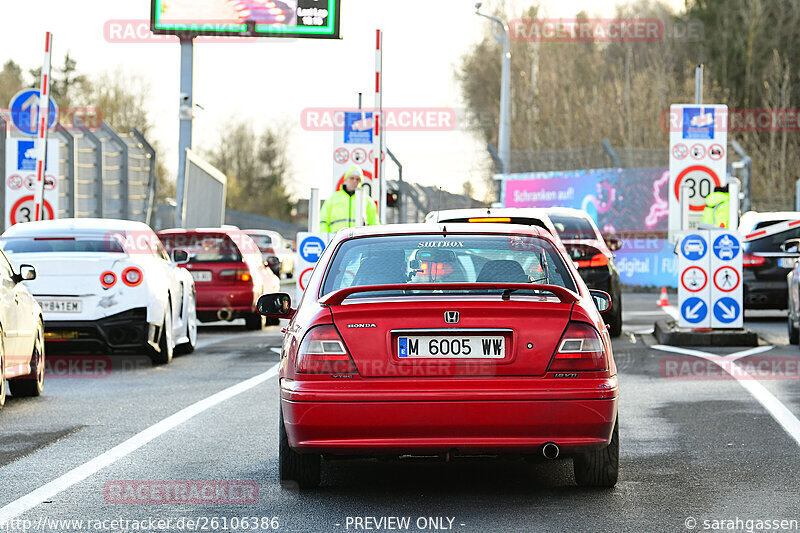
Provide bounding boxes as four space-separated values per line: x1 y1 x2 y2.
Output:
175 36 194 228
32 32 53 221
374 29 386 223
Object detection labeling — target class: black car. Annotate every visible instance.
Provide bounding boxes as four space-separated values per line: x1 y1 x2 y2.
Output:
545 208 623 337
739 212 800 309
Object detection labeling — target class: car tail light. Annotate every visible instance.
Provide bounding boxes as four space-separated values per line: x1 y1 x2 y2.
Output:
220 268 252 282
264 247 276 254
742 253 766 268
467 217 511 223
121 267 143 287
548 321 608 372
296 325 358 374
100 271 117 288
575 253 609 268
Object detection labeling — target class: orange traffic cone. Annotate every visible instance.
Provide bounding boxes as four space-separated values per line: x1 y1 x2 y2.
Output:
657 287 669 307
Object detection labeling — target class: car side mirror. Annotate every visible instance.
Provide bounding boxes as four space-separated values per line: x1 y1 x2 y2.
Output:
172 249 189 264
604 236 622 251
16 264 36 283
257 292 295 319
589 289 611 313
780 238 800 254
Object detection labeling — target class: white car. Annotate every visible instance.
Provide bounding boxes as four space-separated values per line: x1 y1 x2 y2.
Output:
244 229 295 278
0 218 198 365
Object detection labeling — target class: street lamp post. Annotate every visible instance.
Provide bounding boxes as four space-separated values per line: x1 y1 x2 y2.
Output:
475 3 511 176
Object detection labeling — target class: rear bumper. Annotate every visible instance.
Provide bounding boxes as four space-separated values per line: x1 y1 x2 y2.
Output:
743 279 787 309
195 285 256 316
281 379 618 455
44 308 152 352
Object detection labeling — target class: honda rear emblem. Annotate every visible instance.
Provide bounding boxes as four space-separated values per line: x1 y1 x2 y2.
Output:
444 311 459 323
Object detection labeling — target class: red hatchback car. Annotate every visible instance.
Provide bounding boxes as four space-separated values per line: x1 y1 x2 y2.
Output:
259 223 619 488
159 228 281 329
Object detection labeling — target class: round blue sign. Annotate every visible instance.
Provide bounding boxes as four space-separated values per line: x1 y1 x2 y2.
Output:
681 297 707 324
713 233 740 261
9 89 58 135
713 297 740 323
681 234 707 261
300 236 326 263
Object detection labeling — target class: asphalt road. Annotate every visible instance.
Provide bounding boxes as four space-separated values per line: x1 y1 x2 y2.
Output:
1 293 799 533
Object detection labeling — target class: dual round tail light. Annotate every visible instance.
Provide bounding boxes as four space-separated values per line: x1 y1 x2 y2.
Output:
100 271 117 288
122 267 143 287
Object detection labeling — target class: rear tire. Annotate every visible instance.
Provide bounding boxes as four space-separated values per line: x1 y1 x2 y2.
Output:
279 405 320 488
789 315 799 345
245 313 265 331
175 291 197 355
607 299 623 338
0 337 6 410
9 320 44 397
573 417 619 487
148 304 173 365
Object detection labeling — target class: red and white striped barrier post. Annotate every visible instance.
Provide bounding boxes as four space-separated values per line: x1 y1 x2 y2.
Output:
374 29 386 223
33 31 53 222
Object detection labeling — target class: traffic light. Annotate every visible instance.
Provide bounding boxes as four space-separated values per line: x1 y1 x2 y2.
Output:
386 190 399 207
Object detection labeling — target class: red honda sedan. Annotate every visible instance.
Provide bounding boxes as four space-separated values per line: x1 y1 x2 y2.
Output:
259 224 619 488
159 228 280 330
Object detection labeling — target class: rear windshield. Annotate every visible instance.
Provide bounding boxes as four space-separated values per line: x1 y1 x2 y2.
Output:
247 234 273 250
160 234 242 263
744 227 800 253
548 215 598 240
321 234 576 298
436 216 551 233
0 237 125 254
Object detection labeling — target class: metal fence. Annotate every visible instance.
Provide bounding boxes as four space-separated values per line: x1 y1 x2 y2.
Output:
0 114 157 228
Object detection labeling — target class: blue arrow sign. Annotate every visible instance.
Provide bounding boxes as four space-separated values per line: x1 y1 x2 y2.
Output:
299 236 326 263
681 234 707 261
9 89 57 135
681 297 707 324
713 233 740 261
713 297 740 324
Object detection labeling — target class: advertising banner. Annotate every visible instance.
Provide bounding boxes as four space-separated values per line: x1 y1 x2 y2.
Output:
502 167 675 287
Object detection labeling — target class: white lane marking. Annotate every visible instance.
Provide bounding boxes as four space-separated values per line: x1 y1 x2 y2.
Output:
632 327 655 335
0 363 280 522
662 304 680 321
652 344 800 447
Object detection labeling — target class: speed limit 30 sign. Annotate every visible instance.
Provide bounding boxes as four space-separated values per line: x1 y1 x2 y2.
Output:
668 104 728 242
4 138 61 229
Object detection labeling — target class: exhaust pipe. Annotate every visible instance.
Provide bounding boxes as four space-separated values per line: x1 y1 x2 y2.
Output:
217 308 234 321
542 442 560 460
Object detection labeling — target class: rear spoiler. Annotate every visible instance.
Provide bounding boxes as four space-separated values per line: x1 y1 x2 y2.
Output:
318 283 580 306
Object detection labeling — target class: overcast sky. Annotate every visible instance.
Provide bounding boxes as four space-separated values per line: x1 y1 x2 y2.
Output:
1 0 685 201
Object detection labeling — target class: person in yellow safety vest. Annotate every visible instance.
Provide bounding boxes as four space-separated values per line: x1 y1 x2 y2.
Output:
701 186 730 228
319 165 379 233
